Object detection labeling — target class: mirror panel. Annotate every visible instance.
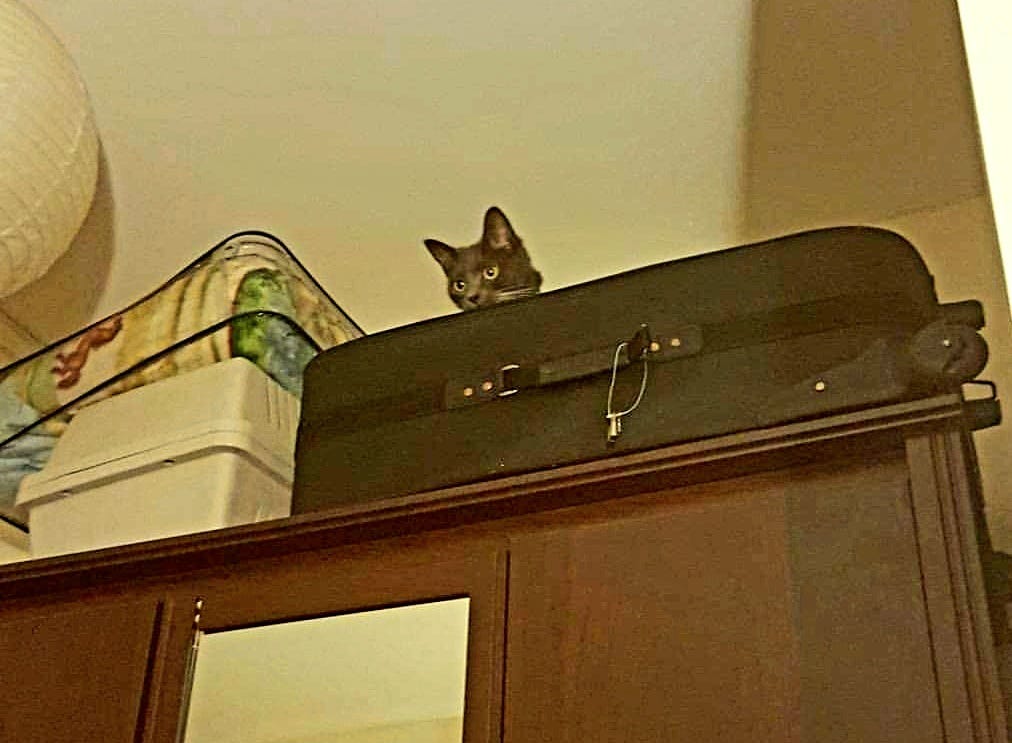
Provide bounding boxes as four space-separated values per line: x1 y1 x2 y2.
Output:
183 598 470 743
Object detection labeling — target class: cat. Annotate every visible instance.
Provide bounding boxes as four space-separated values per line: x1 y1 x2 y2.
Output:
425 207 543 311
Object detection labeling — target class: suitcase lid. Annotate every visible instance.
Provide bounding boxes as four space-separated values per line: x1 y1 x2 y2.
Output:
303 226 941 420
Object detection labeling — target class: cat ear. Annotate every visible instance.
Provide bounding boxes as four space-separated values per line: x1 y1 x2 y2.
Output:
425 239 457 271
482 207 517 250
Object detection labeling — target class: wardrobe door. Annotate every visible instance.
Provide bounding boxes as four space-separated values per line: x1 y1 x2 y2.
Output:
153 536 507 743
0 596 163 743
504 456 947 742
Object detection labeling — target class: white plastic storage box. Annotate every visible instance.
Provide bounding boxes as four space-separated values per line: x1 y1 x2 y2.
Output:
16 357 299 557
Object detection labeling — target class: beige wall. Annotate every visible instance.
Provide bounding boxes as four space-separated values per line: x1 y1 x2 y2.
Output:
743 0 986 235
4 0 755 340
959 0 1012 313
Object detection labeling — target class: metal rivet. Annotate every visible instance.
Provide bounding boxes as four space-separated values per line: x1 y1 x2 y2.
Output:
481 380 494 392
814 380 827 392
670 338 682 348
942 338 953 348
649 341 661 352
463 387 475 397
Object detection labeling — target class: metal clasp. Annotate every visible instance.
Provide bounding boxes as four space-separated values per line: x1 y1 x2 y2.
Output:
605 335 650 444
497 364 520 397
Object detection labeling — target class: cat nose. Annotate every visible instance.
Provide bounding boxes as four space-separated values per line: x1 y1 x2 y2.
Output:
468 294 481 305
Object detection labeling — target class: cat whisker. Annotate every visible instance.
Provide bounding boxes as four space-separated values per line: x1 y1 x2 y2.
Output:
495 286 540 303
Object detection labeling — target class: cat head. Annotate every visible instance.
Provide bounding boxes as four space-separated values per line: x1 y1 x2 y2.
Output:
425 207 543 311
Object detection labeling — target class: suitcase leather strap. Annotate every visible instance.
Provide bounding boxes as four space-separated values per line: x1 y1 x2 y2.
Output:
444 323 701 411
321 292 932 432
318 324 696 433
441 291 917 412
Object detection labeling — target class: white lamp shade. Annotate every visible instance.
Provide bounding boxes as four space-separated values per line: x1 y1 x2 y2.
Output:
0 0 99 298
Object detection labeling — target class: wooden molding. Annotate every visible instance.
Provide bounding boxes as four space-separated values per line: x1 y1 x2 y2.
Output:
0 394 969 600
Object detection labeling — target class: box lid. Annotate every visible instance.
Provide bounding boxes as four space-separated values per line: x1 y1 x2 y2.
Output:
16 421 293 509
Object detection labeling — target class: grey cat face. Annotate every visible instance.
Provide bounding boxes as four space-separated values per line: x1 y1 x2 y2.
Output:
425 207 543 311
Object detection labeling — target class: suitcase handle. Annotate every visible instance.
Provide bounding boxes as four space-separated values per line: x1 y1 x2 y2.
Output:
312 326 675 434
445 323 702 411
940 300 985 330
964 380 1002 431
498 324 652 393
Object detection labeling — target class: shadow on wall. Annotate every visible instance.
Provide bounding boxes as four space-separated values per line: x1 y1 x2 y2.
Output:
741 0 1012 559
741 0 985 235
0 143 116 346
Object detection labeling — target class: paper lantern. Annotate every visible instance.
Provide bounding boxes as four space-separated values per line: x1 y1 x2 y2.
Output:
0 0 98 298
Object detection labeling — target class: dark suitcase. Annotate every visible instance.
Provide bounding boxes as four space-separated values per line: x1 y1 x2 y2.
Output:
293 226 995 515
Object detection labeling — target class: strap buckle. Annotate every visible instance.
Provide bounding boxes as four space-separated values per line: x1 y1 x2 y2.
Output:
625 324 652 363
497 364 521 397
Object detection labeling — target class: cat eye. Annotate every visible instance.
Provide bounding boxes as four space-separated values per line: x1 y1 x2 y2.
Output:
483 265 500 280
452 280 467 293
